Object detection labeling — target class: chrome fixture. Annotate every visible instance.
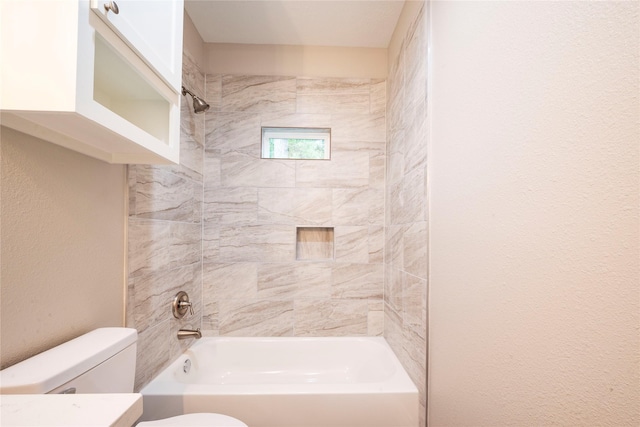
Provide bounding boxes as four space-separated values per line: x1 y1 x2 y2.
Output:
177 328 202 340
181 86 210 114
172 291 194 319
103 1 119 14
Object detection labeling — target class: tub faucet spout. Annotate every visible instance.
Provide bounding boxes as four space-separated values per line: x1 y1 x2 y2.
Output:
177 328 202 340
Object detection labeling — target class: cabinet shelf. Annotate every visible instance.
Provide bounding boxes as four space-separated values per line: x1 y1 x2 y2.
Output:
0 0 183 165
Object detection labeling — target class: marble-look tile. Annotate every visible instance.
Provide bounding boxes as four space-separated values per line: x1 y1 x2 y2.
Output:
176 136 204 181
258 188 295 224
384 265 404 314
260 112 331 129
127 165 137 216
387 132 405 185
134 321 170 392
222 75 296 114
134 166 200 222
218 226 261 262
334 226 368 263
296 78 370 95
385 225 404 267
332 188 384 225
332 139 385 154
128 219 171 277
368 226 384 264
182 53 205 99
294 159 332 188
403 221 428 279
219 225 296 262
388 180 404 224
296 151 369 188
387 63 405 134
203 262 258 301
403 272 426 338
383 7 429 422
205 74 222 112
205 112 261 156
295 299 368 336
202 221 219 260
257 263 332 299
400 326 427 401
368 309 384 336
384 306 404 353
370 79 386 116
403 7 427 125
402 167 427 223
331 263 383 299
404 104 428 175
370 151 386 190
297 93 370 115
294 188 333 225
221 152 296 188
132 263 201 332
125 279 136 328
204 148 221 188
218 299 294 336
168 222 202 270
204 187 258 225
331 112 385 143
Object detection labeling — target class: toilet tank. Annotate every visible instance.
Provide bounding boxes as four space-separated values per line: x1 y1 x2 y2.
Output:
0 328 137 394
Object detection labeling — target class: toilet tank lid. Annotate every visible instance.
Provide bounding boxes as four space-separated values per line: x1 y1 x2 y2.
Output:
0 328 137 394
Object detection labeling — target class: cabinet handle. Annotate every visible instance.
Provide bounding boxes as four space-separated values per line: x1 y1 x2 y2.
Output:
104 1 119 14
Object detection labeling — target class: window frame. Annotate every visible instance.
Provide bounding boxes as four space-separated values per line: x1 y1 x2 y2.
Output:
261 126 331 160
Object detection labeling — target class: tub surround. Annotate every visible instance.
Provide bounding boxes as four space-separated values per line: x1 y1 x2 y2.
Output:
127 49 205 391
201 74 386 337
384 2 429 426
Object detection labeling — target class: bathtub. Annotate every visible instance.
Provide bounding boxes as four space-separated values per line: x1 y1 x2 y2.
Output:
139 337 418 427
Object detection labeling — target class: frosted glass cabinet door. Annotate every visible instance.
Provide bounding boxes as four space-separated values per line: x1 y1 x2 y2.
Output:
90 0 184 92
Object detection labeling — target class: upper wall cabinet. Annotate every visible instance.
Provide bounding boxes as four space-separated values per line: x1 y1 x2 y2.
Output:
0 0 184 165
90 0 183 91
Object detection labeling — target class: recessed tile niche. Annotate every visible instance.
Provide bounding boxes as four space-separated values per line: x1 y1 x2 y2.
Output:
296 227 334 260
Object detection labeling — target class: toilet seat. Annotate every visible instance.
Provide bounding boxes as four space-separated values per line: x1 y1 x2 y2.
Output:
137 413 248 427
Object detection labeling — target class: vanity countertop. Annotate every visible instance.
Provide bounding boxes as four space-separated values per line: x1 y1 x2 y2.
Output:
0 393 142 427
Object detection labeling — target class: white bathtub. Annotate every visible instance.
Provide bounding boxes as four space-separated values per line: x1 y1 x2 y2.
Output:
140 337 418 427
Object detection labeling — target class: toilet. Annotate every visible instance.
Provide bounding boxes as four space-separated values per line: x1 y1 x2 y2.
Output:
0 328 247 427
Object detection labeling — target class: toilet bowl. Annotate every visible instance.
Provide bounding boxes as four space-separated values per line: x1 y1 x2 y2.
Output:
0 328 247 427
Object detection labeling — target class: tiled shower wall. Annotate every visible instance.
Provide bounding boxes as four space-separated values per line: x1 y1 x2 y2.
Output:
127 52 205 391
201 75 386 336
384 3 429 427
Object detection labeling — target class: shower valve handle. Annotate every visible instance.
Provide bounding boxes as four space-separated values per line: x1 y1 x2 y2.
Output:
179 301 194 316
172 291 194 318
104 1 119 14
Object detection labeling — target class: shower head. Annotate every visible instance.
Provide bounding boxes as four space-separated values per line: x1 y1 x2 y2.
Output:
181 86 210 114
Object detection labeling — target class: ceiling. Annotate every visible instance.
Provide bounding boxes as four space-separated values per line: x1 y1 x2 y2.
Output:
185 1 405 48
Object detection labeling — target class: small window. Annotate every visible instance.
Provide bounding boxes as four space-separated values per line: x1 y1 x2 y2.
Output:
261 127 331 160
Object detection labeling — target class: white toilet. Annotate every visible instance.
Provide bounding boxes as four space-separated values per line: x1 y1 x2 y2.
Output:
0 328 247 427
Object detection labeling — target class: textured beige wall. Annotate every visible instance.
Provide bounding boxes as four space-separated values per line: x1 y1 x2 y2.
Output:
429 1 639 425
205 43 387 79
1 127 125 369
183 11 205 72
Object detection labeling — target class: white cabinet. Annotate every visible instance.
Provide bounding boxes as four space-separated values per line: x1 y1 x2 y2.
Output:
0 0 184 165
90 0 183 91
